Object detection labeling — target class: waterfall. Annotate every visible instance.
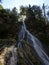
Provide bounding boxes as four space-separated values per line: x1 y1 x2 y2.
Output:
9 21 49 65
25 29 49 65
18 22 49 65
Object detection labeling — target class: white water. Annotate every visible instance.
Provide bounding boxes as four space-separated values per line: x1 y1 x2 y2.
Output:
18 42 34 65
25 29 49 65
9 22 49 65
18 22 49 65
10 46 18 65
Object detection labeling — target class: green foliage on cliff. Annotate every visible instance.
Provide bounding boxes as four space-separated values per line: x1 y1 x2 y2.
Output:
0 7 19 39
0 4 49 53
24 5 49 46
0 5 3 10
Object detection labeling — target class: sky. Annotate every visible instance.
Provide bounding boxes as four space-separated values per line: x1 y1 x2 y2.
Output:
1 0 49 12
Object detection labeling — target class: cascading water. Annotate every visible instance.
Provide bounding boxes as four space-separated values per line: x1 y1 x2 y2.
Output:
18 21 49 65
9 46 18 65
9 20 49 65
25 29 49 65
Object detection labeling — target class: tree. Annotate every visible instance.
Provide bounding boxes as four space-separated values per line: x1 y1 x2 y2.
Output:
0 5 3 10
12 7 17 15
32 5 42 18
0 7 18 39
20 6 28 15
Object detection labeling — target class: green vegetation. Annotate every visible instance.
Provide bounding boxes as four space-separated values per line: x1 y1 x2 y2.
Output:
0 63 2 65
19 5 49 55
0 6 19 39
0 39 6 48
0 4 49 65
0 39 16 49
0 4 49 52
0 5 3 10
20 5 49 46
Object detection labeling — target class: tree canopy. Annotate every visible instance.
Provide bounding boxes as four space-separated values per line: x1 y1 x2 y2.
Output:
0 4 49 47
0 5 3 10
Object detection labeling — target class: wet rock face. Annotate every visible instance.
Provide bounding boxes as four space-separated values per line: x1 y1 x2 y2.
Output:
0 47 8 65
4 40 41 65
17 40 41 65
4 51 12 65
